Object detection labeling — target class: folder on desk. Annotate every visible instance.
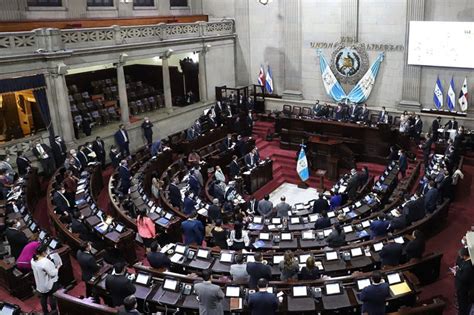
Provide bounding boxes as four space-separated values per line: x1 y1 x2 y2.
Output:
389 282 411 296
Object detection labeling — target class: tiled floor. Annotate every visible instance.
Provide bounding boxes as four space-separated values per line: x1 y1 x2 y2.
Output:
268 182 319 206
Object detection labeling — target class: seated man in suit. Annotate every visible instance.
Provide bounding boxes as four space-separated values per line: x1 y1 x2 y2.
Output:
359 271 390 315
257 195 273 218
71 211 94 242
312 193 329 213
387 209 407 232
228 155 241 178
377 106 388 124
119 160 131 195
183 190 197 216
77 242 100 297
53 185 72 214
147 241 171 270
424 180 439 213
314 211 331 229
114 124 130 157
379 239 403 267
5 219 29 259
358 103 370 123
181 211 204 245
246 252 272 289
369 214 390 239
105 262 136 307
275 196 291 218
168 177 182 209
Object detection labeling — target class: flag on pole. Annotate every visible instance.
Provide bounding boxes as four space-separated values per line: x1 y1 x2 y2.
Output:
433 76 444 110
458 77 469 112
317 50 347 102
296 147 309 182
257 65 265 86
265 65 274 94
347 52 385 103
447 77 456 112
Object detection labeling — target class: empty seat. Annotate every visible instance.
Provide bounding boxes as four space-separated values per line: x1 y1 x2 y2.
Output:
292 106 301 116
283 105 292 115
302 107 311 116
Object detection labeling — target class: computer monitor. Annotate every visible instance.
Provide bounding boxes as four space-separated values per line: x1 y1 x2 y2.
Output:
373 242 383 252
302 231 314 240
357 278 371 291
220 252 233 263
323 229 332 237
39 231 46 241
225 286 240 298
325 251 338 261
343 225 353 233
292 286 308 297
259 233 271 241
271 217 281 225
175 244 187 254
94 222 108 234
350 247 363 257
325 283 341 295
308 214 318 222
327 211 335 218
165 212 173 220
355 201 362 208
361 220 370 228
115 223 125 233
290 217 300 224
253 216 263 224
163 278 179 291
394 236 404 244
135 273 151 286
197 249 210 259
29 222 37 231
0 304 16 315
281 233 292 241
273 255 284 265
49 239 58 250
299 254 311 263
245 255 255 263
387 273 402 285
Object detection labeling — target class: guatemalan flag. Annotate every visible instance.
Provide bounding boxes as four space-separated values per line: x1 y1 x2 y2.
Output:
433 76 444 110
257 65 265 86
347 52 384 103
265 65 274 94
318 50 347 102
296 147 309 182
458 77 469 112
447 77 456 112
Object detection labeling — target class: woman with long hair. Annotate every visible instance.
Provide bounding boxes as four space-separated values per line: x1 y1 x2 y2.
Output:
136 208 156 251
31 244 60 314
279 250 299 281
299 255 321 280
227 221 250 250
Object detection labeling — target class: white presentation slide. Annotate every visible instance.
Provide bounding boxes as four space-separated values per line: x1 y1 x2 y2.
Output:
408 21 474 68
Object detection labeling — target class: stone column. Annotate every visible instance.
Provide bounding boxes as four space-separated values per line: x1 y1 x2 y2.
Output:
282 0 303 100
198 50 208 102
162 57 173 112
341 0 359 42
116 63 130 124
399 0 425 109
234 0 251 85
47 70 74 144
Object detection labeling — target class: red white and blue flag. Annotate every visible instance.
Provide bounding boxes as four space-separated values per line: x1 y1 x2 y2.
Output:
257 65 265 86
458 77 469 112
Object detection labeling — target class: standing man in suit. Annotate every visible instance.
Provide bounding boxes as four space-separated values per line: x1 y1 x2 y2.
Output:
247 196 259 215
379 239 403 267
359 271 390 315
453 247 474 315
246 252 272 289
377 106 388 124
228 155 240 178
114 124 130 157
398 149 408 178
16 151 31 177
248 278 279 315
183 191 197 216
275 196 291 218
345 169 360 201
168 177 182 209
141 117 153 146
405 230 425 261
181 211 204 245
77 242 99 297
118 160 131 195
53 185 72 214
369 214 390 239
359 104 370 123
92 136 106 167
431 116 441 141
77 145 88 169
412 115 423 143
105 262 136 307
257 195 273 218
51 136 67 167
312 193 329 213
349 103 361 121
109 145 122 168
420 134 433 170
194 269 224 315
445 117 458 130
32 140 55 177
424 180 439 213
188 170 202 197
5 219 28 259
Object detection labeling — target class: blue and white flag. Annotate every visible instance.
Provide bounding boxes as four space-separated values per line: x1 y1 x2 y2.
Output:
433 76 444 110
347 52 384 103
296 147 309 182
265 65 274 94
318 50 347 102
447 77 456 112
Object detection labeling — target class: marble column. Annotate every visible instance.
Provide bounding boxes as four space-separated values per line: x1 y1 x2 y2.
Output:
399 0 425 109
162 57 173 112
116 63 130 124
198 51 208 102
234 0 251 86
341 0 359 42
47 71 74 144
282 0 303 100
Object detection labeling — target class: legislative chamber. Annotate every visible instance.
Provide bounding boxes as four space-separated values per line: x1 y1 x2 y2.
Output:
0 1 473 315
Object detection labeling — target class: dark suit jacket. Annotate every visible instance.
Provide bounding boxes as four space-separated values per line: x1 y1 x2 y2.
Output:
181 219 204 245
398 155 408 172
248 291 279 315
229 161 240 178
78 151 88 169
246 262 272 289
119 166 131 193
51 141 67 166
314 217 331 230
244 154 257 168
445 120 458 130
346 175 359 200
405 237 425 260
92 140 106 159
5 228 28 259
370 220 389 238
183 197 197 216
359 109 369 122
414 120 423 135
432 119 440 133
380 242 403 266
424 188 439 213
77 250 99 281
169 183 182 208
16 156 30 176
403 198 425 224
71 218 90 241
147 252 171 270
114 130 129 148
105 274 136 307
455 259 474 292
359 282 390 314
32 144 52 160
141 121 153 138
207 205 222 223
53 191 70 214
312 199 329 213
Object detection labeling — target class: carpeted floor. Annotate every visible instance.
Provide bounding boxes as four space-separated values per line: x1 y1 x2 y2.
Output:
1 121 472 314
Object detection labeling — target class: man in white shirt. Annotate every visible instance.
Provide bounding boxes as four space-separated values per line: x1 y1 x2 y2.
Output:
31 244 60 314
32 140 55 177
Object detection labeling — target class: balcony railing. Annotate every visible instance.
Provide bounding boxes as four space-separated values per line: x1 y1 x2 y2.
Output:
0 20 235 56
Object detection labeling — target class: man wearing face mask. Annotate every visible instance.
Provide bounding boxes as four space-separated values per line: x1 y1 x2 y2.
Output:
141 117 153 146
5 218 29 259
114 124 130 157
119 160 131 195
51 135 67 167
32 140 55 177
53 185 72 215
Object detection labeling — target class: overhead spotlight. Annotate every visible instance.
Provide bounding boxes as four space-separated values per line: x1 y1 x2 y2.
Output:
119 53 129 64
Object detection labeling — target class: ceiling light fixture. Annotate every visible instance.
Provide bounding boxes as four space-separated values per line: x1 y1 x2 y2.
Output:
259 0 273 5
